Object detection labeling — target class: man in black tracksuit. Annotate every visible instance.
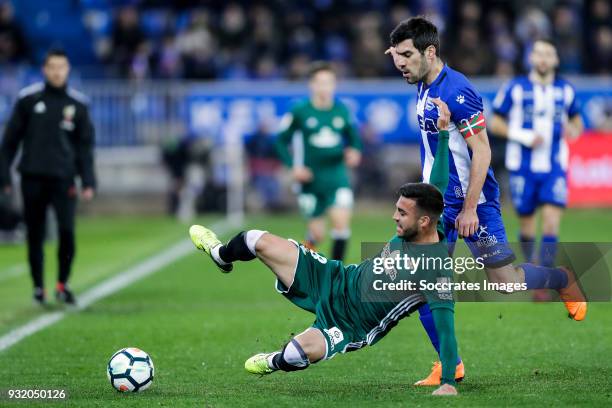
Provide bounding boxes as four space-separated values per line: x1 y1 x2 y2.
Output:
0 49 96 305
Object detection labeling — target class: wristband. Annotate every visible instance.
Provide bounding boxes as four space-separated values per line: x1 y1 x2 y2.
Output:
508 128 536 146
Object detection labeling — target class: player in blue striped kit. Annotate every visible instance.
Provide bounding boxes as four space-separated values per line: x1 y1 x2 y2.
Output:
490 39 583 301
386 18 587 386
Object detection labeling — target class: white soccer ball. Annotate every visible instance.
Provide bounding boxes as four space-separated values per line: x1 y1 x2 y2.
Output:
107 347 154 392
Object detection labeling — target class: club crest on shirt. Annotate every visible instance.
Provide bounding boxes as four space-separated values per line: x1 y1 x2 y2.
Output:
34 101 46 113
379 242 400 281
60 104 76 131
332 116 345 129
306 117 318 128
425 98 436 111
63 105 75 121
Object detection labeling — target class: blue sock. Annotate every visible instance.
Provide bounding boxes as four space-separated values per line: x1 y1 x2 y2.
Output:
522 263 568 289
519 235 536 263
418 304 461 365
540 235 558 267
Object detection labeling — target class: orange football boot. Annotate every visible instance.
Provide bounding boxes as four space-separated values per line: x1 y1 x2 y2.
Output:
414 361 465 386
558 266 587 321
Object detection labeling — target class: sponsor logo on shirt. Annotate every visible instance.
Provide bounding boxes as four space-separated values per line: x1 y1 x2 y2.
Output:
324 327 344 350
436 277 453 300
309 126 341 148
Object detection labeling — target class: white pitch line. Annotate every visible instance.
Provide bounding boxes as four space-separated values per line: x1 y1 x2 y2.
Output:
0 221 234 352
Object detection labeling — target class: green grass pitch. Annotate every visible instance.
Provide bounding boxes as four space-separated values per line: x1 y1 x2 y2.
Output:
0 209 611 407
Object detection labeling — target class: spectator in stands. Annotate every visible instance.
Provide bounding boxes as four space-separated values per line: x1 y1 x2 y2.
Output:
129 41 153 80
586 0 610 74
153 33 183 78
591 26 611 75
248 4 282 76
447 24 494 76
552 4 581 73
111 6 145 76
514 7 552 70
0 1 608 78
352 12 387 77
0 1 28 63
176 9 217 79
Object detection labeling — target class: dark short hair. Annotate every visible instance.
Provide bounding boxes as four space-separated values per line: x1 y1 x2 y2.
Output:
44 48 69 64
390 17 440 56
308 61 334 78
397 182 444 218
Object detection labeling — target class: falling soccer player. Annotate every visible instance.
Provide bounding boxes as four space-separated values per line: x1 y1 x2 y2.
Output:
190 99 459 396
385 17 587 386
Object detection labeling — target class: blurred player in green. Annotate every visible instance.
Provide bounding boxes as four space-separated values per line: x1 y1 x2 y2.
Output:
190 100 459 396
275 61 362 261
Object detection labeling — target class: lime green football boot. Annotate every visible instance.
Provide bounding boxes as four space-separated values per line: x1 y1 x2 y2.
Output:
189 225 233 273
245 353 277 375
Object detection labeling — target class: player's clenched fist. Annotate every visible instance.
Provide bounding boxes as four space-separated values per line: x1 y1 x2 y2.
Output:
344 147 361 168
292 166 313 183
431 98 450 131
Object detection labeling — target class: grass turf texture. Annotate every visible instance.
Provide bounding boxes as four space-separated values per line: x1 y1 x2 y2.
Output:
0 209 611 407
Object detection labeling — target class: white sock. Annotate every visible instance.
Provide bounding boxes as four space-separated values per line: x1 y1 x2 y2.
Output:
245 230 267 256
266 352 280 369
211 244 229 265
331 229 351 239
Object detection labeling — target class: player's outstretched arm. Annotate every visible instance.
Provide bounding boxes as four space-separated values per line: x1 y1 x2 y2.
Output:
431 307 459 395
429 98 450 195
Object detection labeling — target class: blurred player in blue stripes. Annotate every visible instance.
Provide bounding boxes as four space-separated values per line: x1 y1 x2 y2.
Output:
490 39 584 300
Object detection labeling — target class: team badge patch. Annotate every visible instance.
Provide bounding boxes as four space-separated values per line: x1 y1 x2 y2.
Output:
458 111 486 138
324 327 344 350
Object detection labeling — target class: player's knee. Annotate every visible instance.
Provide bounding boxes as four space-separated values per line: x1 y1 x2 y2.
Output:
486 267 521 293
293 329 327 363
541 221 559 236
252 232 277 256
309 226 325 243
300 340 326 363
